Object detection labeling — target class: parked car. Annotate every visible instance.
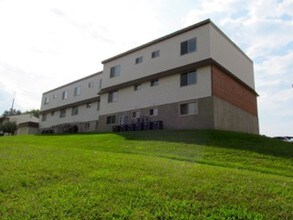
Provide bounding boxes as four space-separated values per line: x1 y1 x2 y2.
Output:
274 136 293 142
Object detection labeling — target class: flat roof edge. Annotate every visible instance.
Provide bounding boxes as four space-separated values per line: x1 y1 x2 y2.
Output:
102 19 211 64
43 71 103 95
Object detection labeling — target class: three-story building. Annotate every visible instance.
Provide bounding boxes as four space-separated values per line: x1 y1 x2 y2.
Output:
40 19 259 134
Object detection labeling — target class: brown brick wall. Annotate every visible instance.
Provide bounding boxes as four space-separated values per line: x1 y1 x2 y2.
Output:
211 64 258 117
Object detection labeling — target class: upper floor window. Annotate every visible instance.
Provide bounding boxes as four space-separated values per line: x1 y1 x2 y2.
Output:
41 113 47 121
134 84 142 91
53 94 57 99
108 90 118 103
88 81 94 88
62 91 68 100
180 71 196 87
179 101 198 116
71 106 78 116
151 50 160 58
99 79 102 89
44 97 49 105
135 56 143 64
74 86 81 96
110 65 121 78
60 109 66 118
86 103 91 108
150 79 159 87
180 38 196 55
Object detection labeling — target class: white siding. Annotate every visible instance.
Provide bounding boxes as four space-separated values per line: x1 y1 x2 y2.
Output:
102 25 211 89
41 74 102 112
39 102 100 129
100 66 211 115
209 25 255 89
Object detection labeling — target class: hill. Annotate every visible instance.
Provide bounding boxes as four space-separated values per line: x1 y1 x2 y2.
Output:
0 130 292 219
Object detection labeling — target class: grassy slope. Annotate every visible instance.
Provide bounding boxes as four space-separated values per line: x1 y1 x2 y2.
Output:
0 130 292 219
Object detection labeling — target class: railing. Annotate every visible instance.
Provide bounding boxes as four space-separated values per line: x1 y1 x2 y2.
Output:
113 121 163 132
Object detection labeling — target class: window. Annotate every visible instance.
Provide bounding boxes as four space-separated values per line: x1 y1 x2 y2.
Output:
44 97 49 105
135 56 143 64
150 79 159 87
97 101 100 111
88 81 94 88
99 79 102 89
60 109 66 118
179 101 198 116
151 50 160 58
180 71 196 86
181 38 196 55
86 103 91 108
53 94 57 99
106 115 116 125
51 111 54 116
74 86 81 96
84 122 90 130
131 111 140 119
41 113 47 121
108 90 118 103
110 65 121 78
134 84 142 91
71 106 78 116
62 91 68 100
149 108 158 117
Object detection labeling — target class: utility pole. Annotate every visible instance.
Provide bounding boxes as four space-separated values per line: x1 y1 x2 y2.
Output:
10 98 15 116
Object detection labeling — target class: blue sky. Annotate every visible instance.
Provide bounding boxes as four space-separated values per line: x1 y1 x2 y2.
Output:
0 0 292 136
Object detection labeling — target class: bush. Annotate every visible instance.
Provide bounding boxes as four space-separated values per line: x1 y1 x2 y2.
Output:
0 121 17 135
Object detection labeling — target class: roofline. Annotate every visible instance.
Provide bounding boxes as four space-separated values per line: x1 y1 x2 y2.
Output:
43 71 103 95
102 19 252 64
102 19 212 64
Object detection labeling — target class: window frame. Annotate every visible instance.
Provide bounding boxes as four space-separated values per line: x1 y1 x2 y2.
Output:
150 79 159 87
135 56 143 64
106 115 116 125
108 90 118 103
110 65 121 78
180 38 197 55
134 84 142 91
151 50 160 59
62 91 68 100
180 71 197 87
179 101 198 116
149 108 158 117
74 86 81 96
131 111 141 119
59 109 66 118
71 106 79 116
44 97 49 105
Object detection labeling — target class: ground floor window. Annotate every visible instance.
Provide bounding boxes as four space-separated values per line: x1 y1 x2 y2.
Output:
179 101 198 116
106 115 116 125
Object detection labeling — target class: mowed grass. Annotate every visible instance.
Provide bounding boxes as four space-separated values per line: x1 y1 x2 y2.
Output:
0 130 292 219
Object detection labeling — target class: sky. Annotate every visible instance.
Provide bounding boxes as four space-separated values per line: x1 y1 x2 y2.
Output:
0 0 292 137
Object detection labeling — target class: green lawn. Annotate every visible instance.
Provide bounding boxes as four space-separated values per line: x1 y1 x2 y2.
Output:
0 130 292 219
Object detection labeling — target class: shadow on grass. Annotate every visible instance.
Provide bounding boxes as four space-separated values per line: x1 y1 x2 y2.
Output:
115 129 293 158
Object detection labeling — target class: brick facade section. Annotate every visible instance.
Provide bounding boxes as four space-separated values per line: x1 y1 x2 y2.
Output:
211 64 258 117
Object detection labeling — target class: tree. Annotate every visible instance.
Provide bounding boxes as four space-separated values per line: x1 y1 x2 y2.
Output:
24 109 40 118
2 109 22 117
0 121 17 135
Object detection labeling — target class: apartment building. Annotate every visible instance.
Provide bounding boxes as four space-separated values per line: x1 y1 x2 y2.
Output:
40 19 259 134
39 72 102 133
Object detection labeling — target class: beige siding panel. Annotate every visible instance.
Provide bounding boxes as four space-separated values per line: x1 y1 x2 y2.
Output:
41 74 102 112
102 25 211 89
209 25 255 89
100 66 211 115
40 102 99 129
